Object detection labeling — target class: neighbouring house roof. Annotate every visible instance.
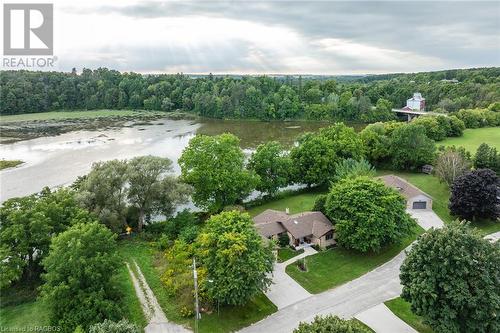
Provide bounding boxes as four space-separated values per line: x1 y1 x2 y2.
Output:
377 175 432 201
253 209 334 239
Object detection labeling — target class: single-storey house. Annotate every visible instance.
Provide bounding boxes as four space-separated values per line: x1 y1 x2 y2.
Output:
377 174 433 210
253 209 335 249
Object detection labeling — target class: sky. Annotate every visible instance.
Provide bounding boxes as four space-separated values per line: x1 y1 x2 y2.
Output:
3 0 500 74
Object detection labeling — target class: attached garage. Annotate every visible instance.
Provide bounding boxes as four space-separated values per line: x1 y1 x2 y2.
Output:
412 201 427 209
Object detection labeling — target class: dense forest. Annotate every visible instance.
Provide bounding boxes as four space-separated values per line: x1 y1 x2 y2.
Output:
1 67 499 121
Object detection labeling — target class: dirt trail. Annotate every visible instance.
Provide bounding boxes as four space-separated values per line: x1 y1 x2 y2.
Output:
126 260 191 333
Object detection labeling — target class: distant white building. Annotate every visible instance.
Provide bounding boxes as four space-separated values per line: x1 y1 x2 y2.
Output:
403 93 426 111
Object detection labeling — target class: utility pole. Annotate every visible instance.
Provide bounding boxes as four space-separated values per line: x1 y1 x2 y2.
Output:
193 257 200 333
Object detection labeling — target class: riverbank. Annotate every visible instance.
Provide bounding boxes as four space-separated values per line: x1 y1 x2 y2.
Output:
0 110 369 145
0 110 182 143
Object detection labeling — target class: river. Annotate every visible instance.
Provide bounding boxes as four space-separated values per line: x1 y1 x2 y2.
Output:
1 118 350 202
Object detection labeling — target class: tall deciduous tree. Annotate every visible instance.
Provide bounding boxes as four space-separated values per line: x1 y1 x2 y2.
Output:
290 123 364 186
449 168 498 220
474 143 499 172
0 188 94 288
127 156 190 232
359 122 392 165
248 141 292 196
41 222 122 332
390 123 436 170
77 160 129 232
179 134 257 212
325 177 415 252
197 211 274 305
400 222 499 333
434 148 471 187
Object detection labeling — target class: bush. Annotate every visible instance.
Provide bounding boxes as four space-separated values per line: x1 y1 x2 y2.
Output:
278 233 290 247
325 177 415 252
293 315 372 333
447 115 465 136
333 158 375 182
390 123 436 170
411 116 447 141
89 319 139 333
455 108 498 128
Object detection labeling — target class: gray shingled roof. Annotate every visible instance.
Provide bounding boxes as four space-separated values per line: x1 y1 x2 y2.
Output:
252 209 333 239
377 175 432 200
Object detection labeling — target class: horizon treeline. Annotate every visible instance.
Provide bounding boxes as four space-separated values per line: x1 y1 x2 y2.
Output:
1 67 499 120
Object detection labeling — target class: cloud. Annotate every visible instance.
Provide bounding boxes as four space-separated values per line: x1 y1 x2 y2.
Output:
47 0 500 73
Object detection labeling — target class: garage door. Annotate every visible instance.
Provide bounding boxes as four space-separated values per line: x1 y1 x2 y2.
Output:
412 201 427 209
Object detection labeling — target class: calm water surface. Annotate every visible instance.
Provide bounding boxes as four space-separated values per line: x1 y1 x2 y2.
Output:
1 118 347 201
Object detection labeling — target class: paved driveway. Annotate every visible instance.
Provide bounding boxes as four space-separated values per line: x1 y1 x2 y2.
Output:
356 304 417 333
407 209 444 230
265 247 316 309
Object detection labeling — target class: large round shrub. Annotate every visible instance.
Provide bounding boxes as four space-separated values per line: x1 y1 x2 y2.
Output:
400 222 499 332
325 177 415 252
293 315 372 333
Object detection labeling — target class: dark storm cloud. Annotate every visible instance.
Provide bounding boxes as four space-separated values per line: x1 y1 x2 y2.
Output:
62 1 500 73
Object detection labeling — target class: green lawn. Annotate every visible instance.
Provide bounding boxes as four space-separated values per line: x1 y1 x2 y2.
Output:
246 189 325 217
277 248 304 263
118 238 277 333
440 127 500 152
0 110 162 123
0 300 50 329
385 297 433 333
0 160 23 170
286 225 424 294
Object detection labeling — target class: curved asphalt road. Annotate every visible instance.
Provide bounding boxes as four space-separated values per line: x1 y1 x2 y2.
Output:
239 247 409 333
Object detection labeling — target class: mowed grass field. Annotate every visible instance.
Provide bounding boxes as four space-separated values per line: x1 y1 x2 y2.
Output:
286 225 424 294
0 110 162 123
440 127 500 152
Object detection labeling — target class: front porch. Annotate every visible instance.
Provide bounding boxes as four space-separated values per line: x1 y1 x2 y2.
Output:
293 235 313 250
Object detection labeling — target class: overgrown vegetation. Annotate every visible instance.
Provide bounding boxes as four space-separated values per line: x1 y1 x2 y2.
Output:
0 160 23 170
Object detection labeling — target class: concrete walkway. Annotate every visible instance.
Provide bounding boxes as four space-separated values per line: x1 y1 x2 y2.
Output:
265 247 317 309
484 231 500 243
407 209 444 230
127 260 191 333
356 304 417 333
